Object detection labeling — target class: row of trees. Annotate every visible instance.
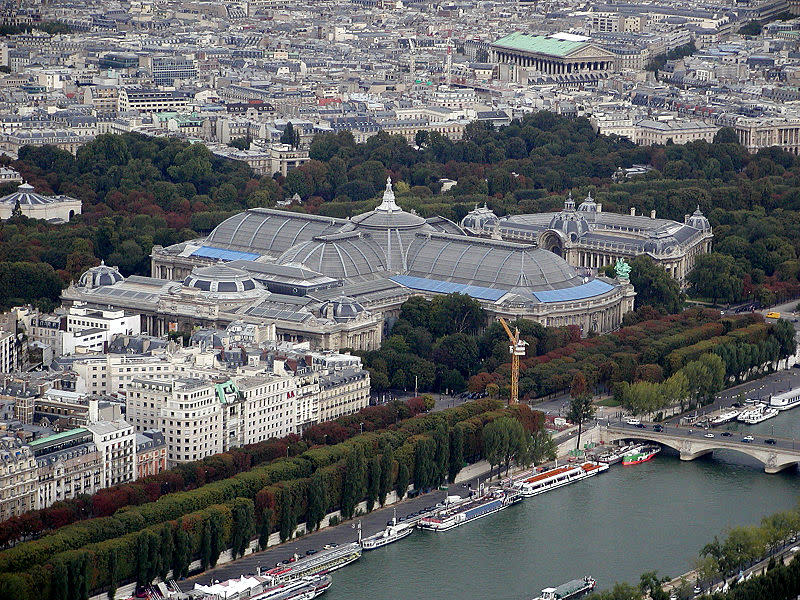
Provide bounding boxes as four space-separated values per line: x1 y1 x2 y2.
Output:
469 309 795 404
616 353 725 416
0 399 548 600
0 396 434 548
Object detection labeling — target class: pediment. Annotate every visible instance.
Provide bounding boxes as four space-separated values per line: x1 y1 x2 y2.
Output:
565 44 616 60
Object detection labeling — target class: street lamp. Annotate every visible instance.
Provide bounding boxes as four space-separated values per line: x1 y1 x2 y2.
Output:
360 422 364 435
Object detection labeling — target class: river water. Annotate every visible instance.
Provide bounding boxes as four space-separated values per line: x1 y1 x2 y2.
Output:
324 410 800 600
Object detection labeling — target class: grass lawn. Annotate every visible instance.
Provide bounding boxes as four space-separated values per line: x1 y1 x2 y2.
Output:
597 397 621 407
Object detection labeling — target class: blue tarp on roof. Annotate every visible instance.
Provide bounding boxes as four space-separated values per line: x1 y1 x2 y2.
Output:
390 275 507 301
532 279 614 303
191 246 261 261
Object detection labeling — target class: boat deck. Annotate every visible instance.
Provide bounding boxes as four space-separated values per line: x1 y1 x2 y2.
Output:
521 465 580 484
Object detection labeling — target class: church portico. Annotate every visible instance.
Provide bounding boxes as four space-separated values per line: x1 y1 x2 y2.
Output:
490 32 617 81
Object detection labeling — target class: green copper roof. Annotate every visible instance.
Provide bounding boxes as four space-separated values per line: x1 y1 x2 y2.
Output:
29 428 88 447
492 33 587 58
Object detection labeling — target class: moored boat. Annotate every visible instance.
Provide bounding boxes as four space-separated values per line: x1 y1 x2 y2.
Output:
532 576 597 600
770 387 800 411
737 405 779 424
265 543 361 582
417 487 521 532
622 445 660 466
513 462 608 497
710 409 741 425
360 510 414 550
193 574 332 600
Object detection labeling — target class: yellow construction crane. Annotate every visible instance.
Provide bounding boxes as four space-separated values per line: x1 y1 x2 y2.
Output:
498 318 527 405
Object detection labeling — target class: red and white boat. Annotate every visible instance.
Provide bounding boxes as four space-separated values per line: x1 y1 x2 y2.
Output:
512 462 608 497
622 445 660 466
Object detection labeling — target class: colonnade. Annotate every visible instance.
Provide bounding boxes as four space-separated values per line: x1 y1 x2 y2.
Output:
492 50 614 75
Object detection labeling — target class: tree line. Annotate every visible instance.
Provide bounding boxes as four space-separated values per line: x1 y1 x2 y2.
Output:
0 399 548 600
468 308 795 405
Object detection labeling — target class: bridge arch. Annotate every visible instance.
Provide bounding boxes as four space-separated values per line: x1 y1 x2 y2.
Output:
600 427 799 474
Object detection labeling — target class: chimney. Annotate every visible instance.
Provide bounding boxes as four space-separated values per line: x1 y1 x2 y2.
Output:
88 397 99 423
684 214 690 224
630 207 635 216
650 209 656 219
596 203 602 213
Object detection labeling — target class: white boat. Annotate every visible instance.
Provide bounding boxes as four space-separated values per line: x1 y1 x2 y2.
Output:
417 487 522 531
360 510 414 550
737 405 779 424
194 575 332 600
770 387 800 411
265 543 361 582
711 409 741 425
532 576 596 600
596 444 634 465
512 462 608 497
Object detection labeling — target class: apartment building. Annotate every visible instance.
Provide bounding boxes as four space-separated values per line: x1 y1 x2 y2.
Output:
117 88 193 113
135 429 167 479
634 119 718 145
317 368 370 422
85 420 136 488
0 331 17 374
30 428 101 509
0 437 37 520
230 374 298 447
126 378 222 466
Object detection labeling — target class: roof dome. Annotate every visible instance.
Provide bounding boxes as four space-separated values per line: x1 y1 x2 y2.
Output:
0 182 59 206
78 262 123 288
183 265 263 299
350 178 431 229
577 192 599 212
547 192 590 238
277 232 387 281
320 296 366 322
460 203 499 235
686 206 711 231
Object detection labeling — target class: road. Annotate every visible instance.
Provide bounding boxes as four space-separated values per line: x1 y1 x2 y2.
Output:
662 368 800 426
608 420 800 452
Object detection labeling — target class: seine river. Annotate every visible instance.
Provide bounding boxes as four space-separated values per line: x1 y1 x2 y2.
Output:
324 410 800 600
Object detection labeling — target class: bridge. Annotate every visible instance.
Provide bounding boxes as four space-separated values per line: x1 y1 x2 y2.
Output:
600 422 800 474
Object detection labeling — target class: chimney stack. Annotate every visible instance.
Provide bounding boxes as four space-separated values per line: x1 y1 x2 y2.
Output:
650 209 656 219
630 207 635 216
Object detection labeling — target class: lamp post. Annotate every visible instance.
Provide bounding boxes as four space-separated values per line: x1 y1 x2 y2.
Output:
360 422 364 435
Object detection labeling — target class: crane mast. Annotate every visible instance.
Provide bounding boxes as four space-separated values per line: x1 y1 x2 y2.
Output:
498 318 527 405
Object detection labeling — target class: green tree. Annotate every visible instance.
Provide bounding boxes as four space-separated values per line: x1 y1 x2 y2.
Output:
307 472 327 531
172 519 191 580
688 253 744 305
568 372 595 453
448 425 464 483
231 498 255 559
107 548 118 600
200 519 211 571
341 446 366 519
433 423 450 484
278 488 297 543
208 511 224 568
259 508 273 551
413 437 437 490
395 461 410 499
50 560 68 600
280 122 300 149
628 255 684 313
158 523 173 581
